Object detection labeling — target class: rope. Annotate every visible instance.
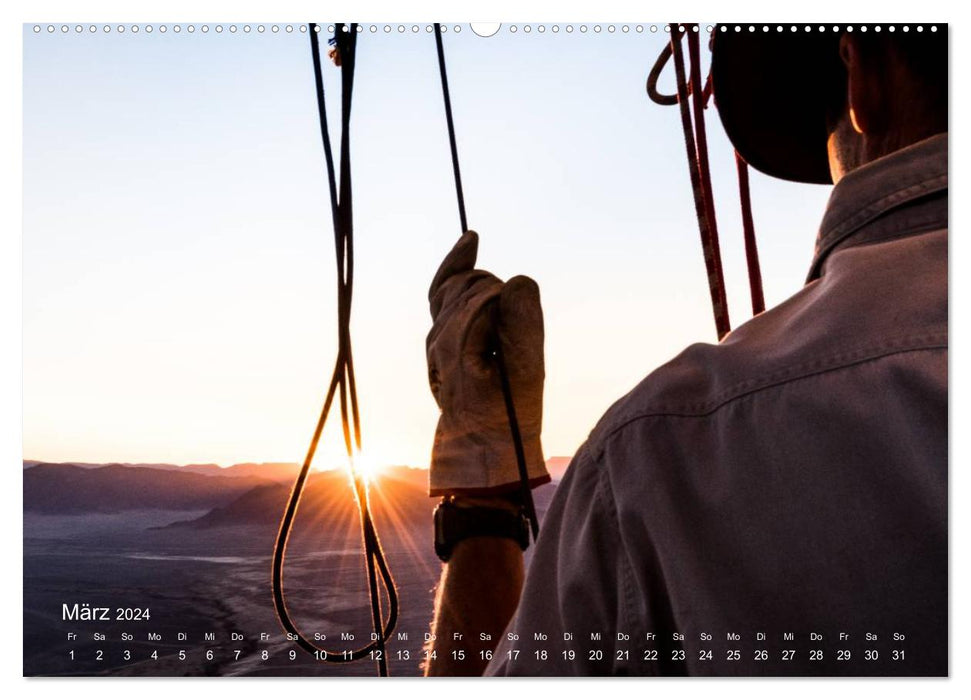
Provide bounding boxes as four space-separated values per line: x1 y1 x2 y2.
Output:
646 43 678 105
434 25 468 235
735 153 765 315
668 24 731 340
271 22 398 677
685 27 731 339
491 306 541 540
648 24 768 339
433 24 540 541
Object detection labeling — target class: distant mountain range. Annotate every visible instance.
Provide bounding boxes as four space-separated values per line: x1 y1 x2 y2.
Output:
159 467 434 532
22 460 303 482
23 463 273 514
24 457 574 482
23 459 564 526
545 456 572 481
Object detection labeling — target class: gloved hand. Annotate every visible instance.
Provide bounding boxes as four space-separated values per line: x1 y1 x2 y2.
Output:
426 231 550 496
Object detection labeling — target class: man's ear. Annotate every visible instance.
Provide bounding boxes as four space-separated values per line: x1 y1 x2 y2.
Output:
839 33 888 136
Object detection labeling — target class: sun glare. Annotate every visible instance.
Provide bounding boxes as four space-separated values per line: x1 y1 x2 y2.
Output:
349 449 384 484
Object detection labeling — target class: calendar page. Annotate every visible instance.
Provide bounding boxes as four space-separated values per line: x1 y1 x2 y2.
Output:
22 20 948 678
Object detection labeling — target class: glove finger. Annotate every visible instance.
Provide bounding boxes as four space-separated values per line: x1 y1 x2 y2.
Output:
427 272 502 349
429 230 479 318
427 275 502 407
497 275 544 384
461 282 503 371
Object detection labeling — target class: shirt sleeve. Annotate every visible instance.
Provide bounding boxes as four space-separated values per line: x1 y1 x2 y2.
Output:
484 445 643 675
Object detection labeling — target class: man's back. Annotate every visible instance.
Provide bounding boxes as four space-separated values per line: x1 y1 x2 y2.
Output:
486 134 947 676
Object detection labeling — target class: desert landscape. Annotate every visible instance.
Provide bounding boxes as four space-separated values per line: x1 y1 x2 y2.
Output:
23 460 562 676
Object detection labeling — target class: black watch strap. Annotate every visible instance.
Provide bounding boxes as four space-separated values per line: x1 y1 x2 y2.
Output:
433 499 531 562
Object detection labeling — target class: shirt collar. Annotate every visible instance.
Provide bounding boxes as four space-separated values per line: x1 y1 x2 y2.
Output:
807 133 948 282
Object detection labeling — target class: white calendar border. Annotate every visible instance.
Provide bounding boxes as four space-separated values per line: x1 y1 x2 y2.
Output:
3 0 965 696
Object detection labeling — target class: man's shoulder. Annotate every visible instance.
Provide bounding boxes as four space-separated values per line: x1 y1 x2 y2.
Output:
583 227 947 459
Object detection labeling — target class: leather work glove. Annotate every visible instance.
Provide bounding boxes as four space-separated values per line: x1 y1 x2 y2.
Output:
426 231 550 496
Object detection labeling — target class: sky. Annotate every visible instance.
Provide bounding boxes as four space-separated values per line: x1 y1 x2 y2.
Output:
22 23 833 469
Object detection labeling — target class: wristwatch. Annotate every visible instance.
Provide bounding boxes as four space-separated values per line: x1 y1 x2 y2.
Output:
433 497 531 562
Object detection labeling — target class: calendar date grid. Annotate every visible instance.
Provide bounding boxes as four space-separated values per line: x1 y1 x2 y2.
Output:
60 627 913 669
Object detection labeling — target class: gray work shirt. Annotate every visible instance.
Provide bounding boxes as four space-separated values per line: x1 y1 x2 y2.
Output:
486 134 948 676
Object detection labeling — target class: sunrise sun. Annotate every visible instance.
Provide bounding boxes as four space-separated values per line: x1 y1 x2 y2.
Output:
349 449 384 484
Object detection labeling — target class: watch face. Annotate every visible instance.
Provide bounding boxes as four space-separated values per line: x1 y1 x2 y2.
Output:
434 502 454 561
433 501 530 562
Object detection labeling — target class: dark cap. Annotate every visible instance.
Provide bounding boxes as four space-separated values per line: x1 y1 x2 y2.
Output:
711 28 845 185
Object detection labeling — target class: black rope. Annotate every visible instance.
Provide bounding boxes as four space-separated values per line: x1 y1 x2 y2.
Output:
433 24 540 542
271 22 398 677
491 306 541 540
433 24 468 235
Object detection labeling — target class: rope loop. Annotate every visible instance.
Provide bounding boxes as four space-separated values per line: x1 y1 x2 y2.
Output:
272 22 398 677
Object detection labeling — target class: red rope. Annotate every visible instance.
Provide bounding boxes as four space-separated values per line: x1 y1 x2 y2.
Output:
669 24 731 340
686 28 730 339
735 153 766 315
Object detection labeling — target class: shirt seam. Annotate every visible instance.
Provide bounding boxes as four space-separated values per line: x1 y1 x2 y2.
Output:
590 338 946 458
809 191 947 281
834 219 946 252
816 173 947 257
